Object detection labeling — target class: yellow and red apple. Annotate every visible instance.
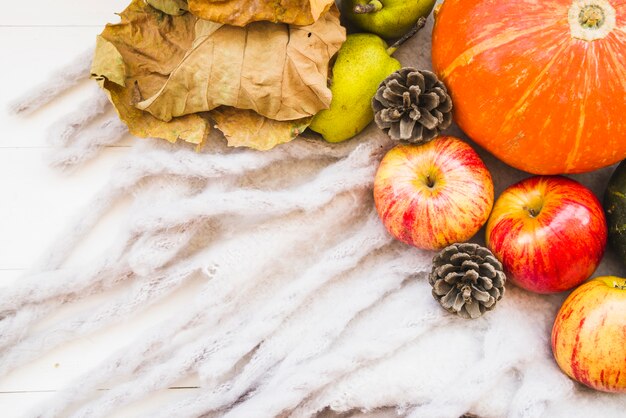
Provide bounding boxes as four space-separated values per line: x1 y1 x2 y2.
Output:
486 176 607 294
373 136 494 250
552 276 626 393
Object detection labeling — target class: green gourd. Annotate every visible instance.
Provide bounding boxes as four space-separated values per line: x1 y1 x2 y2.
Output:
604 161 626 264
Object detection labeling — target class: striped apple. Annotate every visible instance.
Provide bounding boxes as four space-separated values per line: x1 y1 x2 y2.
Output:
486 176 607 293
373 137 494 250
552 276 626 392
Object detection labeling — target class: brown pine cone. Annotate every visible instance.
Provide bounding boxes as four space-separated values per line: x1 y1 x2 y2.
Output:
429 243 506 319
373 67 453 144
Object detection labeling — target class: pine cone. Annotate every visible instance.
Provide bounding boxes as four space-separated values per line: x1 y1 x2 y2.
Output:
373 67 453 144
429 243 506 319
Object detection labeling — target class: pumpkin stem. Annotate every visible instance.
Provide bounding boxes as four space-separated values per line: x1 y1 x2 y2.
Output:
569 0 615 41
579 5 605 29
354 1 383 14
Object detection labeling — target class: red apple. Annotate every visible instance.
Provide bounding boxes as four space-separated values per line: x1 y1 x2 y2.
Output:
552 276 626 393
486 176 607 294
373 137 494 250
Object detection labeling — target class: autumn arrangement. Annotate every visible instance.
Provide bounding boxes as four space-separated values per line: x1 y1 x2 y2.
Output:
2 0 625 414
86 0 626 396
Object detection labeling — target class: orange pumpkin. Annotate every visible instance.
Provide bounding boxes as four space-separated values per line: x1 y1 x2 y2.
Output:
432 0 626 174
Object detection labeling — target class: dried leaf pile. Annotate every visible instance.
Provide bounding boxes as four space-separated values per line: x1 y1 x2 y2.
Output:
91 0 345 150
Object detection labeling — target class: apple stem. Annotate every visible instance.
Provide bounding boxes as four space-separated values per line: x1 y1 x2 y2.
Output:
426 175 435 188
354 0 383 14
387 17 427 55
524 204 543 218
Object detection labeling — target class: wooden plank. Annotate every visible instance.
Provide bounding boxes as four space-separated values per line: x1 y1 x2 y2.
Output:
0 387 201 418
0 269 22 286
0 147 130 269
0 26 135 149
0 0 127 26
0 267 203 392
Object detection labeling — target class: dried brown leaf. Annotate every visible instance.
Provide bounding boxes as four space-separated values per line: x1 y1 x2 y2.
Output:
187 0 335 26
103 78 210 145
136 6 345 122
92 0 343 149
211 107 311 151
147 0 188 15
91 36 126 87
91 0 210 144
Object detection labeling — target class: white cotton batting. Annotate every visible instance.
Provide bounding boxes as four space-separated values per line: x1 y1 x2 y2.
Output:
47 116 129 170
45 85 111 148
154 245 432 418
27 191 372 418
7 48 94 115
221 281 450 418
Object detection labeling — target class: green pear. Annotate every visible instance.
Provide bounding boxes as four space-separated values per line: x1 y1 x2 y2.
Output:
309 34 402 143
341 0 436 39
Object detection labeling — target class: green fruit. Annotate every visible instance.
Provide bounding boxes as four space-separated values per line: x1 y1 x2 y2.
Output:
604 161 626 263
309 34 401 143
341 0 436 39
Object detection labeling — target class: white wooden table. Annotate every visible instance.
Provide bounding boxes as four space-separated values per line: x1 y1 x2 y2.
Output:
0 1 211 415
